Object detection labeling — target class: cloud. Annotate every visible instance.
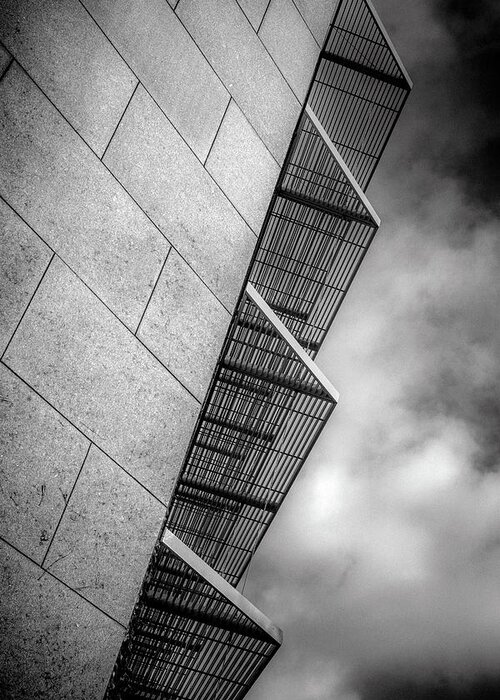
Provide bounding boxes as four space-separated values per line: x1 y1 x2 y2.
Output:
375 0 500 212
244 1 500 698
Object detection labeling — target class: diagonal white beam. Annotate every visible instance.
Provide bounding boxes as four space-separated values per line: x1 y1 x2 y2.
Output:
245 282 340 404
305 104 381 228
161 528 283 644
364 0 413 89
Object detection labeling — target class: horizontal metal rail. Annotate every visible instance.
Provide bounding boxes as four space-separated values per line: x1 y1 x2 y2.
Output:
321 50 409 88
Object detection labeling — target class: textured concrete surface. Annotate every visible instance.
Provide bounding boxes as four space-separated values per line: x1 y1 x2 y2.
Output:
44 445 165 625
0 43 11 77
177 0 301 163
259 0 320 101
0 0 137 156
206 100 280 234
0 0 332 692
104 86 256 311
294 0 339 45
0 64 168 331
0 199 52 355
138 249 230 401
3 258 200 503
237 0 270 30
82 0 229 161
0 539 124 700
0 365 90 563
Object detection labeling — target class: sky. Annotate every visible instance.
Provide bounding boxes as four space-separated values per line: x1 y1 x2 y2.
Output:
245 1 500 698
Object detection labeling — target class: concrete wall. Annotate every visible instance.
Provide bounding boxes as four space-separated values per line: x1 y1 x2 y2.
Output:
0 1 336 696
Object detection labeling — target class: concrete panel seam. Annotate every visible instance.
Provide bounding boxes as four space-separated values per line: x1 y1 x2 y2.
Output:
203 97 232 167
0 193 52 252
134 247 172 337
234 0 267 33
5 60 236 318
39 256 203 404
234 0 311 103
0 251 55 364
101 80 140 162
0 56 13 82
0 534 128 630
206 92 281 176
177 0 303 109
256 5 313 102
220 94 281 170
75 1 264 233
40 443 92 569
205 100 281 233
0 363 172 511
169 2 282 170
0 199 199 404
289 0 322 47
258 0 322 102
257 0 273 32
0 1 139 158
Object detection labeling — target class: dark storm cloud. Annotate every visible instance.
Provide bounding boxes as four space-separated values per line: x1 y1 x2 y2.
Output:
434 0 500 207
374 0 500 475
379 0 500 211
245 2 500 699
371 0 500 211
436 0 500 113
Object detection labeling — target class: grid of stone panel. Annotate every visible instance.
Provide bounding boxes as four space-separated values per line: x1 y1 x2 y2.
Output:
0 1 327 697
107 1 411 697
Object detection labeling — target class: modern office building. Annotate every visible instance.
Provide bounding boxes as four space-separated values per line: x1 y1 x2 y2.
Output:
0 1 410 698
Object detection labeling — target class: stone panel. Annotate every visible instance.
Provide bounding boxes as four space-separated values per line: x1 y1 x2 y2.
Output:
176 0 300 163
0 0 137 156
206 100 280 234
0 43 11 77
138 249 230 402
0 199 52 355
103 86 255 310
44 445 165 625
81 0 229 161
3 258 200 503
259 0 320 101
0 365 89 563
237 0 270 31
0 64 168 331
0 540 124 700
294 0 339 45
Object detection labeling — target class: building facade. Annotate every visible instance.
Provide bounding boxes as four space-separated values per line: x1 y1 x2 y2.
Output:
0 1 410 698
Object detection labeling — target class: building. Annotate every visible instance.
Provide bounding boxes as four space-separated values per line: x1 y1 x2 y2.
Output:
0 1 411 698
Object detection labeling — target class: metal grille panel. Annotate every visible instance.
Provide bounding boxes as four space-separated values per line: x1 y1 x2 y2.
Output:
167 287 337 585
309 0 412 187
249 105 379 351
106 532 281 700
106 1 412 696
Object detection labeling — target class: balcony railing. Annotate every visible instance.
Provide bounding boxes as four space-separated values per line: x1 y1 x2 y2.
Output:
105 1 411 696
167 284 338 585
106 530 281 700
310 0 412 188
